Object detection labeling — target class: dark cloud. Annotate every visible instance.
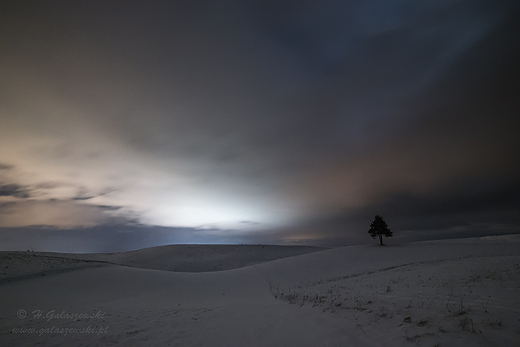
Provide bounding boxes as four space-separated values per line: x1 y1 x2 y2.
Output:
95 205 122 211
0 184 30 198
376 182 520 220
0 198 135 228
0 163 13 170
69 186 116 201
72 196 95 201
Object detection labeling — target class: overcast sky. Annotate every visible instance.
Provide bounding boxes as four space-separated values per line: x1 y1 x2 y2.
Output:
1 1 519 252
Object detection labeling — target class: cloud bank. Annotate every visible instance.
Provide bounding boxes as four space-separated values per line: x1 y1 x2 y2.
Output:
0 1 519 250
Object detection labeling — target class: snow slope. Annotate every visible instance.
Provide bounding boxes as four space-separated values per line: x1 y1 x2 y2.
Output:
1 236 519 346
103 244 326 272
0 244 324 280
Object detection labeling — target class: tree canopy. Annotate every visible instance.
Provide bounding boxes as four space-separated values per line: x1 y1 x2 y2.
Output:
368 215 392 245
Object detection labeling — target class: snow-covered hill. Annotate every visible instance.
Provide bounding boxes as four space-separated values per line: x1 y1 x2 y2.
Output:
1 236 519 346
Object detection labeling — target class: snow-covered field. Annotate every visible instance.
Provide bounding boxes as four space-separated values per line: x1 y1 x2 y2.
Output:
1 236 519 346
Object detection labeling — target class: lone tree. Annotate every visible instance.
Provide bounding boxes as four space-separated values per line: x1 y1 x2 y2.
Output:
368 215 392 245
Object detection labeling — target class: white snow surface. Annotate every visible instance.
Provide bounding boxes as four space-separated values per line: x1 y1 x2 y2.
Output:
1 236 519 346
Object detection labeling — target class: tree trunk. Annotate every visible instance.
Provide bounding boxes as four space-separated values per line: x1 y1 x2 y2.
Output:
379 234 383 245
